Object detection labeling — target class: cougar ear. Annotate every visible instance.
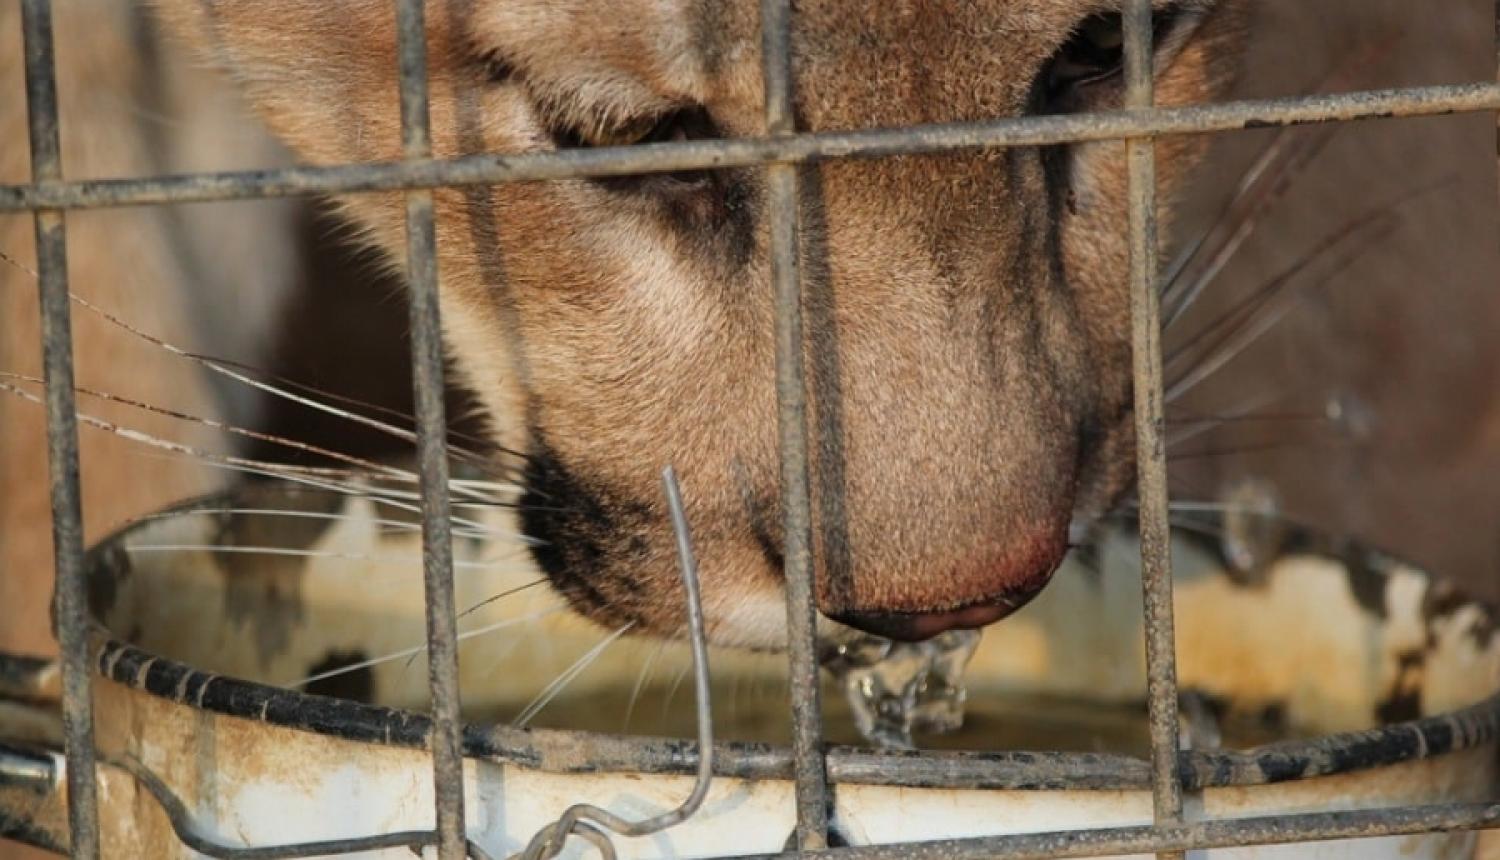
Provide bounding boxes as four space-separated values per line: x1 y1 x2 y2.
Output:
152 0 483 166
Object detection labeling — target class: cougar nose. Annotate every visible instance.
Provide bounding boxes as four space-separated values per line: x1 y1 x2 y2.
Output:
830 581 1048 643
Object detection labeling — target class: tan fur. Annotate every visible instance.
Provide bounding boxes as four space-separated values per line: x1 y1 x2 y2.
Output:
3 0 1251 651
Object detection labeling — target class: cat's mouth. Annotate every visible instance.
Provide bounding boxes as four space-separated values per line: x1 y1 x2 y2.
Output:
827 580 1053 643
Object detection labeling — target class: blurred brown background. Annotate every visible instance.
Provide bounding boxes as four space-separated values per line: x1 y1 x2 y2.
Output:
1172 0 1500 602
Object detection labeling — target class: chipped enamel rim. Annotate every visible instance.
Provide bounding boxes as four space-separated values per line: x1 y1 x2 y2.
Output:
82 486 1500 793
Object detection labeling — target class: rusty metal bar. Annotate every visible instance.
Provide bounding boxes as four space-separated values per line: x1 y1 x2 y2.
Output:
392 0 467 857
726 801 1500 860
1123 3 1184 860
23 743 1496 860
760 0 830 851
18 0 101 857
90 627 1500 792
2 83 1498 212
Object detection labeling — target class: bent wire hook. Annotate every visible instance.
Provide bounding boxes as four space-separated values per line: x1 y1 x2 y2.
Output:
515 465 716 860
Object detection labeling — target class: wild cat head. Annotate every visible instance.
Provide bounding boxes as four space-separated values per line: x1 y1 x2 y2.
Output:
161 0 1247 647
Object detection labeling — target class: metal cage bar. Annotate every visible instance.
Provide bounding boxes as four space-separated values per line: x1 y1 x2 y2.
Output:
1122 4 1185 860
392 0 469 857
726 802 1500 860
760 0 832 850
18 1 101 858
3 83 1498 213
70 747 1500 860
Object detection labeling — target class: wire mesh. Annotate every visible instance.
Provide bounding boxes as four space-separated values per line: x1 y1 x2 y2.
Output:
9 0 1500 858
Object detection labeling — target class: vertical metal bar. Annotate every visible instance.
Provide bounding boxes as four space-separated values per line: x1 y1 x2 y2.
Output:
19 2 101 857
1123 2 1185 859
392 1 466 857
760 0 829 851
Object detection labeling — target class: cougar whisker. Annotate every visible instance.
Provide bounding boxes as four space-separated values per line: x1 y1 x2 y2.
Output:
122 543 528 572
127 508 501 543
622 638 670 733
288 606 563 689
1160 39 1396 326
512 623 635 728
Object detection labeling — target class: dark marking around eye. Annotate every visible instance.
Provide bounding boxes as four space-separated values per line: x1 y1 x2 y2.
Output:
552 105 719 159
1034 3 1188 114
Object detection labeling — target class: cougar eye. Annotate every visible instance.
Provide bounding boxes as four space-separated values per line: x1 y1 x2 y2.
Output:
1037 4 1188 112
1048 14 1126 94
552 106 719 189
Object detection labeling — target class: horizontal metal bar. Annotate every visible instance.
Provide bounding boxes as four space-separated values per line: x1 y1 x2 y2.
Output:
113 753 497 860
1 83 1495 213
20 748 1490 860
94 634 1500 792
729 802 1500 860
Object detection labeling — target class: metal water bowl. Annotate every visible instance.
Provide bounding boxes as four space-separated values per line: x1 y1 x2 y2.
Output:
4 480 1498 858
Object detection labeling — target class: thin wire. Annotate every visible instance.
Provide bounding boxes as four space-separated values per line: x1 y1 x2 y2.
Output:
514 466 715 860
289 607 561 689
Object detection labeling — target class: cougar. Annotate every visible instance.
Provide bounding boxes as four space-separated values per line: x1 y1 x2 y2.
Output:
3 0 1496 657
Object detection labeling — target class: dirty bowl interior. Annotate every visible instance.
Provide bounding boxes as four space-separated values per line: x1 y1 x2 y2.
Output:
86 480 1500 751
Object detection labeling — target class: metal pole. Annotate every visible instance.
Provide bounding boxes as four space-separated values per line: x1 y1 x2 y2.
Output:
4 84 1500 212
727 801 1500 860
760 0 830 850
1123 2 1185 859
18 1 101 857
392 0 467 856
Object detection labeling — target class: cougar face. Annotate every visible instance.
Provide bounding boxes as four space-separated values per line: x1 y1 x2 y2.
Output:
160 0 1246 648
